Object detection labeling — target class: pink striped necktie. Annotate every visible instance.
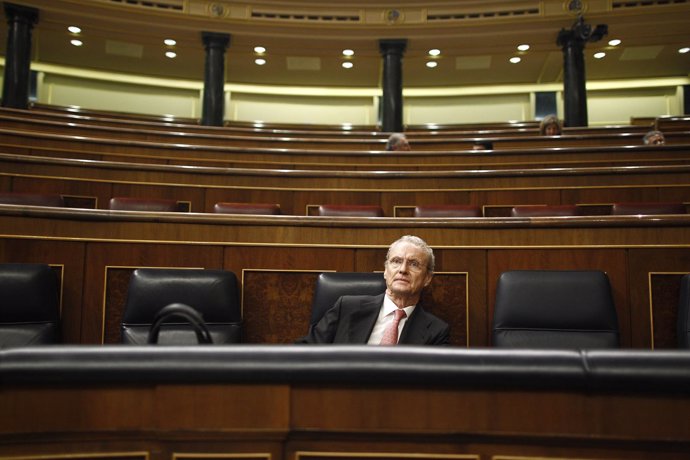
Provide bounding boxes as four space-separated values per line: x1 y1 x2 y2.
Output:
379 309 407 345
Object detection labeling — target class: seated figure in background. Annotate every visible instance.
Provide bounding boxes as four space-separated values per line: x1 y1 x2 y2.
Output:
539 114 562 136
386 133 411 151
296 235 449 345
643 130 665 145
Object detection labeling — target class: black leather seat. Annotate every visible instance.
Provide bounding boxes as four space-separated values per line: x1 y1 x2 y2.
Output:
492 270 619 349
317 204 384 217
120 268 242 344
510 205 581 217
309 272 386 325
0 192 65 207
213 202 282 215
0 263 60 347
109 197 180 212
678 274 690 349
414 205 482 217
612 202 686 215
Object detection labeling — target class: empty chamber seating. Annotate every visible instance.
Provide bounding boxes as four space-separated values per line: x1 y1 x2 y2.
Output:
611 202 686 215
414 205 482 217
317 204 384 217
492 270 619 349
109 197 180 212
120 268 242 344
0 263 61 347
213 202 282 215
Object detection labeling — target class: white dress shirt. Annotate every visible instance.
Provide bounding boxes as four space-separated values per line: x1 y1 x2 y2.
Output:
367 294 417 344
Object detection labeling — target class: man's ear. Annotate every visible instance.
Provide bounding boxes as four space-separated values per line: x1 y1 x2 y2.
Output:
423 272 433 287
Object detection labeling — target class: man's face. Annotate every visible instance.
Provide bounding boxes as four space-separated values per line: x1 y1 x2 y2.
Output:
544 124 560 136
396 138 411 151
384 241 433 298
646 134 665 145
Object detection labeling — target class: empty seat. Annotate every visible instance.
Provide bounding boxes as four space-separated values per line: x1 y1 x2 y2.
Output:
510 205 581 217
678 274 690 349
0 263 61 347
317 204 384 217
0 192 64 207
214 202 281 215
611 202 686 215
414 205 482 217
309 272 387 326
109 197 180 212
120 268 242 344
492 270 619 349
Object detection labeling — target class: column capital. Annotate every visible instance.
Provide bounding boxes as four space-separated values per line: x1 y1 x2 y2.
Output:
557 16 607 48
201 31 231 50
3 3 38 26
379 39 407 56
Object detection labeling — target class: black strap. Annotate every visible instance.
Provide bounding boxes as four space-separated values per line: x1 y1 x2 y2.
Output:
147 303 213 344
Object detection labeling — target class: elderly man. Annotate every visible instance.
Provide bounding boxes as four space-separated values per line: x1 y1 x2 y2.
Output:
385 132 411 151
296 235 449 345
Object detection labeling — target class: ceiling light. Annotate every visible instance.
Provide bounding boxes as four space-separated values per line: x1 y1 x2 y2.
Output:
255 58 266 65
342 61 353 69
254 46 266 54
165 51 177 59
67 26 81 34
428 49 441 56
342 49 354 57
164 39 176 46
517 44 530 51
594 51 606 59
608 39 621 46
70 39 83 47
426 61 438 68
679 47 690 54
509 56 521 64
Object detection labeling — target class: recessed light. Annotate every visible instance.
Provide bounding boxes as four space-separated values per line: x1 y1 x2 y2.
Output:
517 44 530 51
254 46 266 54
70 39 83 47
428 49 441 56
426 61 438 68
67 26 81 34
679 47 690 54
342 61 354 69
509 56 521 64
608 39 621 46
164 39 176 46
594 51 606 59
255 58 266 65
342 49 354 56
165 51 177 58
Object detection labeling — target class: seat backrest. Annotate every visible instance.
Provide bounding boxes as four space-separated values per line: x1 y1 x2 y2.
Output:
492 270 619 349
213 202 281 215
0 263 60 347
414 205 482 217
678 274 690 349
317 204 384 217
510 205 581 217
0 192 64 207
310 272 387 325
109 197 180 212
120 268 242 344
611 202 686 215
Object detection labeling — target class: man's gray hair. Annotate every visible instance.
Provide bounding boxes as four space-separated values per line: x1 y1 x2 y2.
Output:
385 235 435 272
386 133 407 151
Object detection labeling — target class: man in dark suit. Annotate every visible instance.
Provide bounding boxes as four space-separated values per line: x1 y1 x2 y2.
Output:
297 235 449 345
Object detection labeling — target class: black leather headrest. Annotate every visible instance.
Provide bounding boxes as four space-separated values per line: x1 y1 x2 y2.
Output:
678 274 690 348
310 272 386 325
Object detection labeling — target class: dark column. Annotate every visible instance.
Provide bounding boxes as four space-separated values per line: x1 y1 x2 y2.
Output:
557 16 607 127
379 39 407 133
201 32 230 126
2 3 38 109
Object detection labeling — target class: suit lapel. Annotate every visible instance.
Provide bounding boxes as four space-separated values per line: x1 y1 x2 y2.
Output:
347 294 383 343
399 307 430 344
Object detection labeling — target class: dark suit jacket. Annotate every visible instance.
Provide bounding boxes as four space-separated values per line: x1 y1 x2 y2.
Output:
296 293 450 345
